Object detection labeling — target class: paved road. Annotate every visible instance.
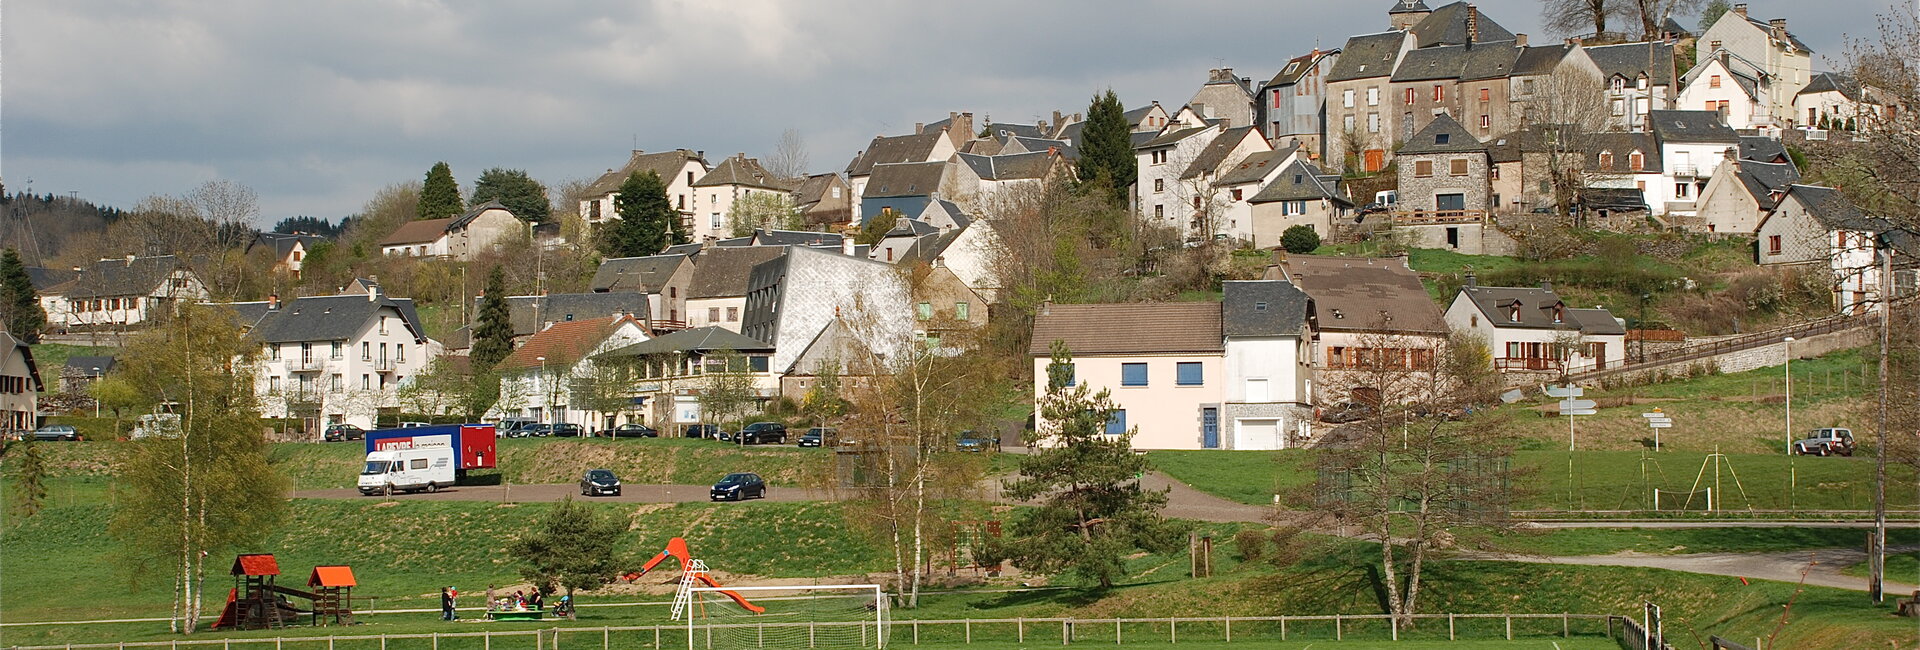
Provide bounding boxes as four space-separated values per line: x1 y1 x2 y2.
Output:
290 483 830 503
1462 546 1920 593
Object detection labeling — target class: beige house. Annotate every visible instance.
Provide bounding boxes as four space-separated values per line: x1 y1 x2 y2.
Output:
591 254 695 327
1444 277 1626 376
493 315 651 431
580 149 711 231
1755 185 1901 315
1030 302 1228 450
1269 255 1448 404
377 201 523 260
1246 159 1350 248
1695 3 1813 125
691 154 798 242
1184 68 1257 129
232 290 442 432
0 332 41 433
792 173 853 229
684 246 787 333
247 233 326 278
41 255 208 329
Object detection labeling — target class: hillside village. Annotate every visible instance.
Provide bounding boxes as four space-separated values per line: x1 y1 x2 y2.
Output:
3 2 1920 649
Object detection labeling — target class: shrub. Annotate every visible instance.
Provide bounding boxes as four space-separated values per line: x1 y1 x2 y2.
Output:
1280 225 1322 254
1234 528 1268 562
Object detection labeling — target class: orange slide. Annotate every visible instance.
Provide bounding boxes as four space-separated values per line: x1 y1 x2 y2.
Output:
624 536 764 614
695 573 766 614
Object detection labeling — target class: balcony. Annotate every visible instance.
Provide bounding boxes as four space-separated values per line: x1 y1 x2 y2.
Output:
372 358 396 372
286 358 325 372
1494 357 1565 371
1391 209 1487 225
1669 164 1699 178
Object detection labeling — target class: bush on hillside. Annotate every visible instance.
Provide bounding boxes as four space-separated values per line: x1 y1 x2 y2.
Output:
1280 225 1321 254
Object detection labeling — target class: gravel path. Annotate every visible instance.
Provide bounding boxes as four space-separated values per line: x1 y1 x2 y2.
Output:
1459 546 1920 593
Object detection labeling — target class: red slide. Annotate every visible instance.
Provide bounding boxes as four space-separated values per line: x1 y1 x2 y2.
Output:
209 588 239 630
694 574 765 614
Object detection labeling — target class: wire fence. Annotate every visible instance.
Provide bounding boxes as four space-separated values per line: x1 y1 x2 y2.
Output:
6 612 1637 649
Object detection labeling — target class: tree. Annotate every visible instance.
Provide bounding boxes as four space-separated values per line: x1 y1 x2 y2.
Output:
998 343 1185 590
1626 0 1701 39
856 211 897 246
726 192 804 237
1698 0 1731 31
509 497 628 598
272 216 341 237
1518 65 1616 220
1 248 46 342
6 436 47 518
418 162 464 221
699 349 759 432
1542 0 1616 38
91 375 144 436
801 359 848 426
597 171 675 257
1076 90 1136 203
1280 225 1322 254
111 303 289 634
1289 327 1519 628
472 168 552 224
470 267 514 372
570 360 636 434
764 129 811 180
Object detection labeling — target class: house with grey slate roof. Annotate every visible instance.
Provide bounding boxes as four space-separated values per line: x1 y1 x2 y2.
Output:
1688 148 1799 234
230 289 441 432
1566 41 1676 133
43 255 208 330
859 160 964 226
845 132 957 222
1396 114 1490 216
1795 72 1888 131
1649 109 1741 216
690 153 798 243
1258 49 1340 158
1444 275 1626 375
0 332 39 433
247 232 327 278
1678 49 1776 130
741 245 913 379
1327 30 1414 173
1696 4 1813 124
1135 123 1224 231
1248 159 1351 248
1219 280 1315 449
1755 185 1914 315
596 326 775 433
1185 68 1257 129
580 149 710 231
591 254 693 326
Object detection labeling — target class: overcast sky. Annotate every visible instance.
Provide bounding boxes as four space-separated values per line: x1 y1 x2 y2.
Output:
0 0 1888 224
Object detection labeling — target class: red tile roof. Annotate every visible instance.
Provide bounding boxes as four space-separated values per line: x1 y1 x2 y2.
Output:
1028 303 1223 356
499 315 643 370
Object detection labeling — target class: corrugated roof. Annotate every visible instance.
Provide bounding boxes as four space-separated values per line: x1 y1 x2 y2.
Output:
1028 303 1223 356
1277 255 1447 334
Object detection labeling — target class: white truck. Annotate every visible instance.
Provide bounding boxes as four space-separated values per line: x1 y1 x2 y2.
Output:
358 447 455 496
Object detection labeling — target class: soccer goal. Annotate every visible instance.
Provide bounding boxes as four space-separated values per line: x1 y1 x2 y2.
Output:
687 584 889 649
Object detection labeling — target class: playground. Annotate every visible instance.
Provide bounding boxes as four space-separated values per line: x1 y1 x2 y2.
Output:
211 554 356 631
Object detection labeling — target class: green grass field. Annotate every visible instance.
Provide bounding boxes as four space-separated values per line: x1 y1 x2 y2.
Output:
1486 527 1920 556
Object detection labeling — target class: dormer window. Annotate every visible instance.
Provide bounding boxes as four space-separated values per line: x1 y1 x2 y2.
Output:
1507 303 1521 321
1552 304 1566 323
1598 151 1614 170
1435 133 1450 145
1255 302 1268 312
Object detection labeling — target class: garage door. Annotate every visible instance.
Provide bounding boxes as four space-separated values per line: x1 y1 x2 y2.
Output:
1236 419 1281 451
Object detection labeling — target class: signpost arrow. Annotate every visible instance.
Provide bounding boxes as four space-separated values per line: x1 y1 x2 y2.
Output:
1545 385 1584 398
1559 399 1598 412
1648 421 1673 428
1641 412 1667 419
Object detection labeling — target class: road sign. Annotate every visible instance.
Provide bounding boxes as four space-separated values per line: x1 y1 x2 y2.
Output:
1641 412 1667 419
1561 409 1598 415
1544 385 1584 398
1559 399 1597 411
1648 421 1673 428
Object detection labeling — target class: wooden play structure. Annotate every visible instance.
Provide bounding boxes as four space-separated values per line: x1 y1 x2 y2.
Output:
211 554 357 630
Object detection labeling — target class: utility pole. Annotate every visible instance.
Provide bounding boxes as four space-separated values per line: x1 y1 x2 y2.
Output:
1870 239 1894 603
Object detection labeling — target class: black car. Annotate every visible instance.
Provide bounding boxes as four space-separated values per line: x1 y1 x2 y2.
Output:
710 472 766 501
30 425 81 441
519 424 555 437
579 469 622 497
551 423 586 437
737 422 787 445
609 423 658 438
685 424 719 439
797 427 833 448
323 424 366 442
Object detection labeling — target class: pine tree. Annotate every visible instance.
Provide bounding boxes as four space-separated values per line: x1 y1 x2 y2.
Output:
509 496 629 598
418 161 464 220
0 248 46 343
470 267 514 372
472 168 552 223
596 171 676 257
8 436 47 518
1076 90 1136 203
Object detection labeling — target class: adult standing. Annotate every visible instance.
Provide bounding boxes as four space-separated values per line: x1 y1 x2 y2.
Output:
440 587 455 621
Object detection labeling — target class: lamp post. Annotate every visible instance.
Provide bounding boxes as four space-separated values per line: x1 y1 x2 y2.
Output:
1783 337 1794 454
91 367 101 418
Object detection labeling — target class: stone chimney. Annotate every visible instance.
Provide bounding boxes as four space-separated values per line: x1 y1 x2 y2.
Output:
268 294 280 310
367 284 381 302
1768 18 1787 37
841 236 856 257
914 122 924 134
1731 3 1748 19
1539 280 1554 293
1466 4 1479 43
1052 110 1065 130
1515 33 1528 47
1040 297 1052 316
1464 271 1477 288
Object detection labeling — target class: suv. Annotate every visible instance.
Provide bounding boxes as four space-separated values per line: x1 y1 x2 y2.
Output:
31 425 81 441
737 422 787 445
1793 428 1856 456
685 424 719 439
323 424 366 442
580 469 622 497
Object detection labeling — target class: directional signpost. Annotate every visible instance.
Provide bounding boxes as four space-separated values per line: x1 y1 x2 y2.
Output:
1549 385 1592 508
1641 408 1673 452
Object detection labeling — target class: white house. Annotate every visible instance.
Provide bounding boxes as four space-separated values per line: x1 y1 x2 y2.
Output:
1794 72 1885 130
580 149 711 230
0 332 41 433
1444 277 1627 375
494 314 650 431
1218 281 1315 450
1135 123 1224 231
689 153 796 242
1029 302 1229 450
234 290 442 432
1678 50 1776 130
684 246 788 333
377 201 524 260
1690 156 1800 234
247 233 326 278
1210 148 1299 243
1650 110 1741 217
42 255 208 329
1271 254 1450 405
1695 3 1814 125
1755 185 1900 315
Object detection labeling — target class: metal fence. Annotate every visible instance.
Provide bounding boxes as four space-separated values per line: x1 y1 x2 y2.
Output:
7 613 1634 649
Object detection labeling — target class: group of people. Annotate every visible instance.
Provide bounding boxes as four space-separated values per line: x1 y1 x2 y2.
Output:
441 584 569 621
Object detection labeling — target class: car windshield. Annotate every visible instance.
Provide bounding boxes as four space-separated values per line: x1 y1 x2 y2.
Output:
721 473 748 483
361 461 390 475
588 470 615 480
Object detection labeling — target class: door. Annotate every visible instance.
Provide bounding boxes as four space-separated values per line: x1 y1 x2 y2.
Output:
1364 149 1385 173
1590 342 1607 370
1201 407 1220 449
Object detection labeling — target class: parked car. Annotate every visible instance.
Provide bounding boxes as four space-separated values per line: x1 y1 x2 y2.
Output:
737 422 787 445
579 469 622 497
710 472 766 501
30 425 80 441
550 423 586 437
1793 428 1856 456
956 432 998 452
323 424 366 442
398 421 431 428
1320 402 1376 424
609 423 658 438
797 427 834 448
685 424 719 439
498 418 537 436
519 424 556 437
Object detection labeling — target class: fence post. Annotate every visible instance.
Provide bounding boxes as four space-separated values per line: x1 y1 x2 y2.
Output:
1506 616 1512 640
965 619 971 644
1170 618 1176 644
1335 615 1341 641
1062 619 1069 645
1224 617 1230 643
914 620 920 645
1280 616 1286 641
1449 613 1455 640
1018 618 1024 644
655 626 661 649
1116 619 1122 645
604 626 610 650
1391 616 1398 641
1563 613 1569 637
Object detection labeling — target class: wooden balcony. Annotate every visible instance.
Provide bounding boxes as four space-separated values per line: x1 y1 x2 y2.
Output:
1494 356 1564 371
1391 209 1488 225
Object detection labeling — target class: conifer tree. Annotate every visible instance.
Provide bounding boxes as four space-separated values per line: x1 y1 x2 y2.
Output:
418 161 464 220
0 248 46 343
470 267 514 372
596 171 676 257
1076 90 1136 203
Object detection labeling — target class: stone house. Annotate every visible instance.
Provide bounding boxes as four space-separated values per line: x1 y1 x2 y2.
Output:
1246 159 1350 248
1795 72 1887 130
1185 68 1257 129
590 254 695 326
1571 41 1677 133
247 232 326 278
791 173 853 229
690 154 797 242
1326 30 1414 173
1395 114 1490 215
1134 123 1224 229
1755 185 1904 315
1689 155 1799 234
377 201 523 260
1213 148 1302 242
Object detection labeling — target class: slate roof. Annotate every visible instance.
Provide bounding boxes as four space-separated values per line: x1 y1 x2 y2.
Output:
1138 126 1214 149
1785 185 1885 232
249 232 326 258
379 218 454 246
499 315 642 370
1460 40 1522 81
896 229 968 266
1121 105 1161 126
1397 114 1483 154
1221 280 1311 337
1583 41 1676 86
985 123 1045 140
1738 136 1789 164
241 294 429 344
65 355 115 376
1265 51 1333 87
1458 284 1618 333
61 256 186 299
662 242 704 257
919 199 973 230
1649 110 1739 144
601 326 771 357
1683 50 1767 101
1583 132 1662 173
1409 1 1514 48
592 254 691 293
885 218 941 238
1388 0 1432 13
1027 302 1224 356
792 173 842 207
1569 308 1627 335
1800 72 1863 100
1249 160 1349 205
1392 44 1469 82
1130 131 1161 148
956 151 1057 181
586 149 708 195
846 132 947 177
1660 17 1693 38
0 332 40 391
1216 149 1291 185
1328 31 1408 82
687 246 787 298
1511 44 1571 75
864 161 949 198
24 267 78 292
1006 136 1076 159
1275 255 1447 335
693 155 793 191
752 229 846 248
1181 126 1260 179
497 293 649 337
1735 160 1802 209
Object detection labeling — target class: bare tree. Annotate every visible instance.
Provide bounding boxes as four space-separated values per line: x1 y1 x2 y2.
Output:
1626 0 1700 39
764 128 811 180
1542 0 1619 38
1517 65 1615 220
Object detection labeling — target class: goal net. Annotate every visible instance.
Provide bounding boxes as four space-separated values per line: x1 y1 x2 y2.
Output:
687 584 889 649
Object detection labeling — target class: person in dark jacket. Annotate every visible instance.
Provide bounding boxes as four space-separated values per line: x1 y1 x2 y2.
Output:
441 587 455 621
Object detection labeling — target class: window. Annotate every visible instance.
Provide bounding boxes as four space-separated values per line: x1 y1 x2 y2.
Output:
1611 99 1624 116
1675 182 1691 198
1432 85 1444 102
1342 89 1354 108
1479 88 1490 102
955 302 970 321
1598 151 1614 169
726 307 738 322
589 201 601 220
410 458 428 470
687 171 695 185
1450 158 1468 176
1272 89 1283 108
1105 410 1127 435
1231 188 1243 201
1176 362 1203 386
1479 114 1490 130
1154 178 1164 192
1435 133 1449 145
1414 160 1434 177
916 302 932 320
300 342 312 363
379 316 388 335
362 374 371 390
1404 87 1416 105
1343 114 1355 131
1636 75 1648 90
330 374 343 394
1710 75 1722 88
708 307 721 323
396 344 405 363
1521 79 1535 95
269 376 280 392
1367 112 1380 133
1193 196 1202 209
1628 151 1644 171
1120 363 1148 386
1436 193 1466 211
710 213 722 228
1154 205 1164 218
1367 87 1379 106
268 344 280 361
1490 165 1500 180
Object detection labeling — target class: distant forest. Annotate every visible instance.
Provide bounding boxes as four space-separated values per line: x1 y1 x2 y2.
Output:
0 191 128 267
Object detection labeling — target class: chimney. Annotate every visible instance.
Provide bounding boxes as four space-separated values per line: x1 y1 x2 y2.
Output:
841 236 855 257
1052 110 1065 129
367 284 380 302
1464 271 1477 288
1539 280 1554 292
914 122 924 134
1515 33 1528 47
1040 297 1053 316
268 294 280 310
894 216 913 232
1466 4 1479 43
1731 3 1748 18
1566 36 1583 46
696 150 704 159
1768 18 1787 36
125 254 136 264
933 255 945 269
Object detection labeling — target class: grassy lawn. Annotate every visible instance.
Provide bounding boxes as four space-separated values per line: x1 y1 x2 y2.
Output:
28 342 118 374
1486 527 1920 556
1150 448 1916 512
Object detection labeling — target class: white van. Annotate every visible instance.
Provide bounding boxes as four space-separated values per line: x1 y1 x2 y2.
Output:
358 448 455 496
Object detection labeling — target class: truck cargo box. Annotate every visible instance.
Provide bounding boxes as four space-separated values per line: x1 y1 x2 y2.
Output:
363 424 496 470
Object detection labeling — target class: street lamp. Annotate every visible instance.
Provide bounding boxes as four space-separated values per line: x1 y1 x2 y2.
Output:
91 367 101 418
1783 337 1794 454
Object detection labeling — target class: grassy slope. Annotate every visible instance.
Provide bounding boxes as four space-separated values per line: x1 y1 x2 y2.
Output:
1488 527 1920 556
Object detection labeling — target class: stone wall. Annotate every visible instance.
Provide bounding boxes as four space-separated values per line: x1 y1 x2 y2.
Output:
1578 326 1871 388
1396 152 1490 212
